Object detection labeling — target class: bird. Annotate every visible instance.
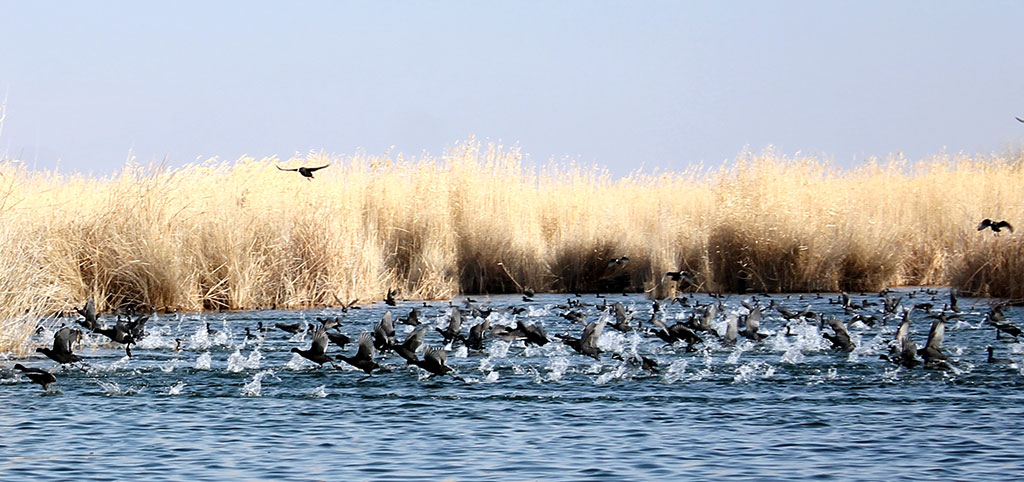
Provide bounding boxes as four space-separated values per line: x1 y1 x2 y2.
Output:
290 323 335 367
517 320 549 346
558 319 606 360
336 333 381 376
36 326 82 365
647 317 701 351
326 330 353 350
76 299 99 332
883 313 920 369
275 322 304 334
739 306 768 342
465 320 491 351
662 270 697 288
384 288 398 306
13 364 57 391
413 346 454 378
608 302 632 332
986 306 1021 340
977 218 1013 234
1017 116 1024 123
607 256 630 267
820 316 855 353
398 308 422 326
987 346 1011 364
394 326 428 365
436 309 465 346
276 163 329 179
920 315 950 369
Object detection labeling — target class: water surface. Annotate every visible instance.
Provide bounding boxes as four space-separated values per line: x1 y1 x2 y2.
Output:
3 289 1023 480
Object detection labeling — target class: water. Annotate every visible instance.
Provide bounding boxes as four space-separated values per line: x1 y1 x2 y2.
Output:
3 289 1023 480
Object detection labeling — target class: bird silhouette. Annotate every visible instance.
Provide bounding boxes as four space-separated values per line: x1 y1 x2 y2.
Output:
13 364 57 391
336 333 381 376
276 163 329 179
977 218 1013 233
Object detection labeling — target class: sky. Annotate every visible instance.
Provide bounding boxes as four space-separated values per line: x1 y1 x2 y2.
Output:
1 0 1023 177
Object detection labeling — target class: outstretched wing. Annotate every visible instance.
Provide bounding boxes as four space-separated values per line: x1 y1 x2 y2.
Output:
926 319 945 351
403 326 428 351
1016 116 1024 123
54 327 80 354
424 346 447 365
356 332 376 360
995 220 1014 233
310 324 329 356
582 320 606 349
276 165 298 172
305 164 330 172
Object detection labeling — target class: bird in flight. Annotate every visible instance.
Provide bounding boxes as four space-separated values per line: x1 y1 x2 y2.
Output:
277 164 330 179
977 218 1013 234
1016 116 1024 123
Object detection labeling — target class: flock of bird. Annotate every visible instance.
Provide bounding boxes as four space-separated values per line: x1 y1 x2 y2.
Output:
6 217 1019 392
8 280 1022 392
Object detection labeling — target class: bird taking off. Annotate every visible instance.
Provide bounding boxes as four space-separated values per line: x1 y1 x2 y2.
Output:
277 164 330 179
977 219 1013 234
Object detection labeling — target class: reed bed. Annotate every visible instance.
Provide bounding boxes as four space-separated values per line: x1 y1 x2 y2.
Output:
1 140 1022 352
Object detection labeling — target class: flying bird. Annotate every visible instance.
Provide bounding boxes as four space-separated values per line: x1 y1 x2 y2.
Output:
977 219 1013 234
1016 116 1024 123
276 164 329 179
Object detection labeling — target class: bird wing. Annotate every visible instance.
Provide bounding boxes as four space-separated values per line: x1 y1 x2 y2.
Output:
380 311 395 335
746 308 762 332
403 326 427 351
725 316 738 341
978 219 992 230
649 316 669 333
614 303 627 325
54 327 79 354
77 299 97 325
582 320 606 349
1017 116 1024 123
305 164 330 172
895 318 911 346
995 220 1014 232
448 309 462 333
425 346 447 365
310 324 329 356
276 165 298 172
926 319 944 351
356 332 376 360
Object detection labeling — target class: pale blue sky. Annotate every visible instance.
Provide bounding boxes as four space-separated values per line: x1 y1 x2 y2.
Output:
1 1 1022 176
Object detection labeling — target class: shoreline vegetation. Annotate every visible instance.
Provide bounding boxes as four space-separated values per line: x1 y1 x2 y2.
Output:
1 140 1022 351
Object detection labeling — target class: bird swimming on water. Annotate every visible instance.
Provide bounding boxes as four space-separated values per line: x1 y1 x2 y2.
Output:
276 163 329 179
977 219 1013 234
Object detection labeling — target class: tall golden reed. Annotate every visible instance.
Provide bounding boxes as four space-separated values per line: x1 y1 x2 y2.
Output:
0 139 1021 351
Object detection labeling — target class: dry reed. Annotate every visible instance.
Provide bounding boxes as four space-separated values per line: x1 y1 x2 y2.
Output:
1 140 1022 352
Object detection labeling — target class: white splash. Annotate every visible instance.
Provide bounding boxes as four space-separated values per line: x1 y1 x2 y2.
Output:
241 370 276 397
661 358 690 384
307 385 328 398
483 370 499 383
487 340 511 358
167 381 186 395
733 361 774 383
285 352 311 370
195 352 212 370
160 359 179 373
544 356 570 382
227 348 263 372
453 346 468 358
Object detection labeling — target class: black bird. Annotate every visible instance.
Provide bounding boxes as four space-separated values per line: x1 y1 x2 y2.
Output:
394 326 428 365
1017 116 1024 123
977 218 1014 233
413 346 454 378
76 299 99 332
275 322 304 334
648 317 701 350
612 353 659 373
517 320 550 346
884 314 920 369
607 256 631 267
987 346 1012 364
820 316 855 353
436 309 465 346
398 308 422 326
986 306 1021 340
609 302 632 332
336 333 381 375
13 364 56 391
290 323 335 367
662 270 697 288
558 319 606 360
37 327 82 365
739 306 768 341
372 315 397 353
920 316 950 369
777 304 812 321
326 331 353 350
276 163 329 179
384 288 399 306
465 320 491 351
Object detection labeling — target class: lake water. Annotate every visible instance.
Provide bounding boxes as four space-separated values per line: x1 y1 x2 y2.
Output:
2 289 1023 480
